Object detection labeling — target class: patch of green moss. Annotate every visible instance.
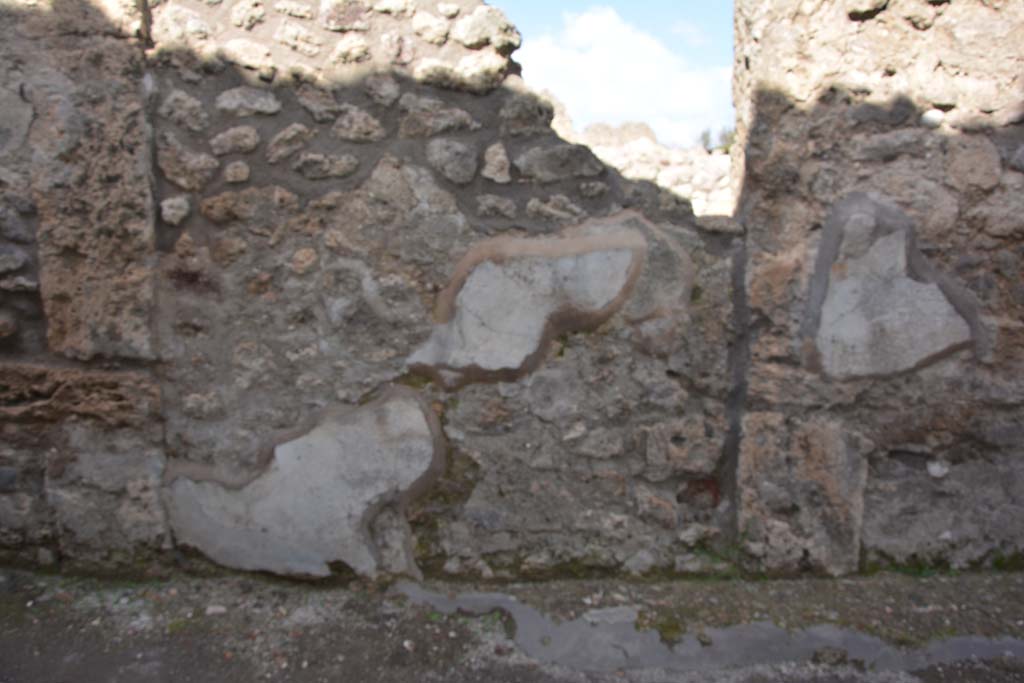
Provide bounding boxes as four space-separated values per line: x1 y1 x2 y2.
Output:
395 373 434 390
555 334 570 358
992 552 1024 572
166 618 192 635
480 609 517 639
861 553 956 578
690 285 704 303
636 610 686 646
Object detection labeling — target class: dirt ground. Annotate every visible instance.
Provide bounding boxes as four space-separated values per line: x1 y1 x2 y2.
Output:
1 568 1023 682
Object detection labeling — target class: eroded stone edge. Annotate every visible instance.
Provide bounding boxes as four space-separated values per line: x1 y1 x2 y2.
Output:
160 386 446 578
410 211 650 388
800 192 981 379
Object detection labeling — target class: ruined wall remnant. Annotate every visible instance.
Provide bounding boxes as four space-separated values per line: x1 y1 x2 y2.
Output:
0 0 1021 579
734 0 1024 572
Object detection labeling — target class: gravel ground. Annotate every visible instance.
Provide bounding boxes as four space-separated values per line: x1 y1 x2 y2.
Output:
0 568 1022 682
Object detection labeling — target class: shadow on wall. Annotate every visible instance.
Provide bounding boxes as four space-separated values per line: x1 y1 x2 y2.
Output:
0 0 744 581
729 79 1024 575
0 0 1022 580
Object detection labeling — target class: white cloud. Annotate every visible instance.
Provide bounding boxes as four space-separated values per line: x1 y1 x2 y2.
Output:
516 6 733 148
670 20 711 48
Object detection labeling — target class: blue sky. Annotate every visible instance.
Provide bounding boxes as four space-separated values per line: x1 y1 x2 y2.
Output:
504 2 735 148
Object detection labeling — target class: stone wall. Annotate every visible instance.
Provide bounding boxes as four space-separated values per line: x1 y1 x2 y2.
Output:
0 0 1020 580
0 0 738 579
732 0 1024 572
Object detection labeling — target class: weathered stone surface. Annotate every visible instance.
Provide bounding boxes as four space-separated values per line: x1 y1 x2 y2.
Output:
514 144 604 183
966 183 1024 239
1011 146 1024 173
46 424 168 562
158 90 208 133
0 310 16 339
160 196 190 226
224 161 250 183
266 123 314 163
292 152 359 179
499 89 554 136
222 38 274 72
426 138 477 185
157 133 219 191
738 413 872 576
398 94 479 137
164 389 443 578
231 0 266 29
409 215 647 387
320 0 370 31
481 142 511 183
476 194 516 218
152 5 212 46
0 204 33 243
808 194 973 379
215 87 282 117
0 363 160 426
527 195 586 222
863 451 1024 569
210 125 261 156
296 85 341 123
331 104 386 141
412 11 449 45
365 73 400 106
0 245 28 274
450 5 520 53
25 38 157 362
330 33 371 63
275 1 314 18
373 0 410 15
642 415 725 483
275 20 324 57
0 87 33 158
945 135 1002 193
412 52 509 94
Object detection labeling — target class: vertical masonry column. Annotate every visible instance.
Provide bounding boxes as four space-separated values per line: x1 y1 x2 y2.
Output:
733 0 1024 573
0 1 168 569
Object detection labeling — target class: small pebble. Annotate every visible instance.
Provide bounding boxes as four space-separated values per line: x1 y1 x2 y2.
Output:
403 639 415 652
920 109 945 129
206 605 228 616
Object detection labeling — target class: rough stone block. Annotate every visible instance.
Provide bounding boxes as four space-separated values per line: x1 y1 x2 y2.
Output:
738 412 872 576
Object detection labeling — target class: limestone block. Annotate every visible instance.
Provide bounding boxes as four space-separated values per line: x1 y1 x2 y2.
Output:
412 11 449 45
398 93 479 137
293 152 359 179
450 5 520 53
514 144 604 183
210 125 261 156
426 138 477 185
331 104 386 141
330 33 371 63
46 424 168 562
320 0 369 31
216 87 282 117
158 90 209 132
266 123 314 164
738 412 871 576
481 142 511 183
160 196 190 226
157 133 219 191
